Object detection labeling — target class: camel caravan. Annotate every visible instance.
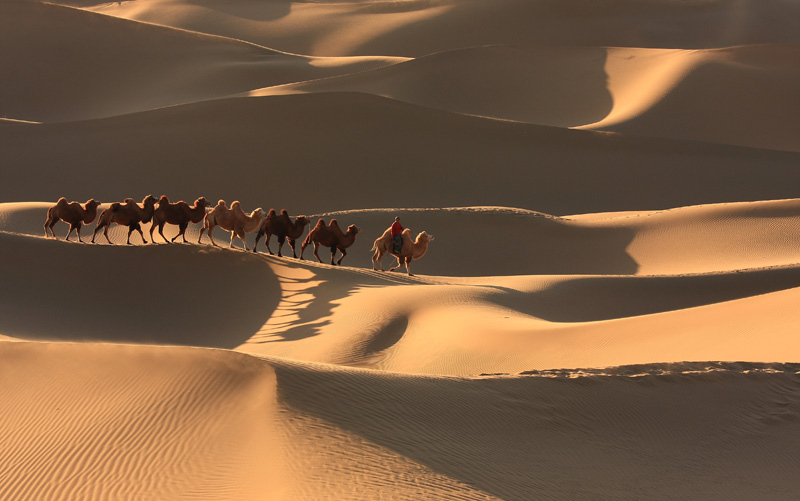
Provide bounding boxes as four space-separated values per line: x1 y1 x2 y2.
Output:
43 196 433 274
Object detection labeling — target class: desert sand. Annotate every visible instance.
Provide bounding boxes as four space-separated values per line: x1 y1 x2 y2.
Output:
2 0 800 499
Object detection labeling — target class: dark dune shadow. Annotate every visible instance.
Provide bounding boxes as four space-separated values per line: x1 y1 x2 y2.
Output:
273 360 800 500
0 233 279 348
482 266 800 322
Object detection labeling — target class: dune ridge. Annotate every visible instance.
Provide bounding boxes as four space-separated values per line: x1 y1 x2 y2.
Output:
3 93 800 216
4 0 800 497
251 43 800 151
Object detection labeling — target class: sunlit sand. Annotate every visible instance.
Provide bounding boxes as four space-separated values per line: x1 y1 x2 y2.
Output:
2 0 800 498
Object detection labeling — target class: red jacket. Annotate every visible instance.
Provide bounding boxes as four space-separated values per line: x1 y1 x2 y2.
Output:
391 221 403 236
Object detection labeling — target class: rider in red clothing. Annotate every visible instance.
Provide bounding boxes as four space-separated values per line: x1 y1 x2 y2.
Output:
390 216 403 254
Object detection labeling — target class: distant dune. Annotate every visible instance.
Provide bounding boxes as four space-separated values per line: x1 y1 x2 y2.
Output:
3 0 800 498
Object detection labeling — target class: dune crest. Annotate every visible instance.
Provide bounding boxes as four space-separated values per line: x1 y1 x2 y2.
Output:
4 0 800 497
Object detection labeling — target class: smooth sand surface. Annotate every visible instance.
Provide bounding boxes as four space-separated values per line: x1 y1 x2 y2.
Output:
3 0 800 498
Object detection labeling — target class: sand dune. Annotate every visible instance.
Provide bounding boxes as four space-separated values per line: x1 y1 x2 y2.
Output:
3 93 800 215
0 1 405 122
4 201 800 376
2 341 799 499
83 0 800 57
253 44 800 151
4 0 800 497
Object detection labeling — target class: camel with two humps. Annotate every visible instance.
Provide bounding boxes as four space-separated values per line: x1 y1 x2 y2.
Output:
150 196 210 243
300 218 361 265
44 198 102 242
199 200 266 250
371 227 434 276
253 209 310 257
92 195 158 245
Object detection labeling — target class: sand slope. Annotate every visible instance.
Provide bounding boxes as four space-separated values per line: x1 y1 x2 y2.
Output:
2 343 799 499
82 0 800 57
253 44 800 151
3 93 800 215
0 1 405 122
4 201 800 377
4 0 800 498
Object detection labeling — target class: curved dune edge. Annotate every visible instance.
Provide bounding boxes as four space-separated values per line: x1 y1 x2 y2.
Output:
3 93 800 216
250 44 800 151
0 1 407 122
82 0 800 57
1 340 798 499
3 201 800 376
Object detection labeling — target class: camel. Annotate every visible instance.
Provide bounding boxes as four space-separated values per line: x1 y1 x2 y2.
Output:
300 218 361 265
43 197 101 242
91 194 158 245
253 209 311 257
371 227 434 276
199 200 266 250
149 196 210 243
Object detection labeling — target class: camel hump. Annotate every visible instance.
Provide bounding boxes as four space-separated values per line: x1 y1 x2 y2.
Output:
402 228 412 235
56 197 68 204
280 209 289 216
329 218 340 228
267 208 277 217
314 218 327 228
216 199 226 207
110 202 121 212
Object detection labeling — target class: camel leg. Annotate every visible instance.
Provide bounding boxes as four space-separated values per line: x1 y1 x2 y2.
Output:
253 230 264 253
229 230 237 249
102 224 113 245
277 235 286 258
65 224 76 241
149 223 156 243
299 242 307 260
44 219 56 238
372 249 384 271
134 223 147 244
75 223 84 243
288 239 298 259
330 245 337 265
405 257 414 276
91 224 102 243
208 227 218 247
172 223 188 243
336 247 347 266
126 226 134 245
312 242 323 263
198 226 206 244
238 228 250 251
158 222 170 243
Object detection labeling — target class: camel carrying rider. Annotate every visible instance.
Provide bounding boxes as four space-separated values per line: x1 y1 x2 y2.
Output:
391 216 403 254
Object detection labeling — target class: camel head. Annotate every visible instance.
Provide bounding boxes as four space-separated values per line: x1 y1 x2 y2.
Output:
296 216 311 227
142 194 158 207
347 224 361 235
194 197 209 208
417 231 434 243
85 199 101 209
